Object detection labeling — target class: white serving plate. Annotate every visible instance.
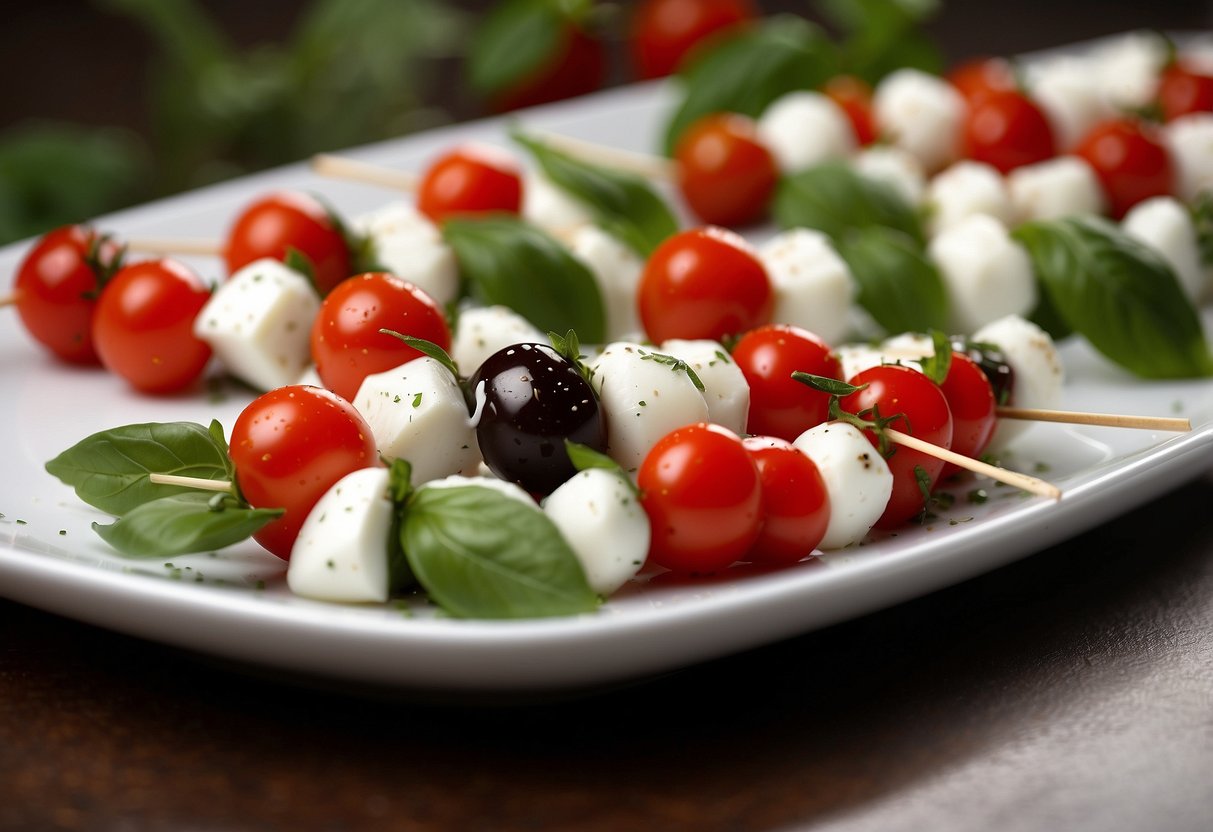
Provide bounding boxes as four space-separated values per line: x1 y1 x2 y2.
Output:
3 52 1213 695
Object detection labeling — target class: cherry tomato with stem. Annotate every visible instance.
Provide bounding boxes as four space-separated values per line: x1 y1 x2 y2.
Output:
823 75 878 146
311 272 451 403
638 226 772 343
1157 61 1213 121
416 145 523 224
10 225 122 364
674 112 778 228
947 56 1017 104
962 89 1056 174
92 258 213 394
225 191 352 297
1074 118 1174 218
732 324 842 441
229 385 379 560
630 0 756 79
638 422 763 574
935 351 997 478
742 435 831 566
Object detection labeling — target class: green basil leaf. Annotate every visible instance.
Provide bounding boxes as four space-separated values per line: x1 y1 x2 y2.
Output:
814 0 943 84
1013 217 1213 379
662 15 836 155
380 330 462 381
403 484 598 619
564 440 625 477
772 162 925 245
46 422 233 516
92 493 282 558
835 226 948 335
791 372 866 396
917 329 952 385
467 0 564 97
1191 193 1213 269
443 216 606 343
512 130 678 257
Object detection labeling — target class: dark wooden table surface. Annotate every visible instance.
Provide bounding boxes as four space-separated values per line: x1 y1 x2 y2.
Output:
4 3 1213 831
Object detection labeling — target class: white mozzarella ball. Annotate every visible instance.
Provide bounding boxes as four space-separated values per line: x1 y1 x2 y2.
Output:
927 214 1037 335
351 202 459 307
1165 113 1213 203
1090 31 1168 110
926 161 1015 236
836 343 888 381
1024 55 1115 151
353 356 480 485
569 225 645 342
1007 156 1107 222
972 315 1064 452
757 91 857 174
288 467 393 603
1123 196 1209 303
450 305 545 378
193 258 320 393
658 338 750 435
542 469 649 596
590 341 710 473
793 422 892 550
853 145 928 207
873 68 965 173
759 229 856 346
522 170 596 237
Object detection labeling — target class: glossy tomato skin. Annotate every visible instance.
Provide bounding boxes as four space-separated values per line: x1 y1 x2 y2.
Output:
823 75 878 146
491 25 607 112
92 258 213 394
840 364 953 529
963 89 1056 174
947 57 1017 104
638 226 772 343
225 191 351 296
1157 61 1213 121
936 351 997 477
674 112 778 228
229 385 379 560
416 146 523 224
1074 118 1174 218
732 324 842 441
311 272 451 402
13 225 121 365
742 435 830 565
630 0 756 79
638 422 763 574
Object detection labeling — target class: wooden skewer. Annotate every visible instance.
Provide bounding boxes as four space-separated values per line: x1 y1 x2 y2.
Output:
0 292 19 309
524 129 679 182
310 153 420 192
885 428 1062 500
125 237 225 257
997 406 1191 432
149 473 233 493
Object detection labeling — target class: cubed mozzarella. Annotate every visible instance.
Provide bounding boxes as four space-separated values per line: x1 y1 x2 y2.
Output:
926 161 1015 236
836 343 889 381
1165 113 1213 203
522 169 596 237
193 257 320 392
1023 55 1114 151
569 225 645 342
353 356 480 485
1089 31 1168 110
450 304 545 378
757 91 856 174
1123 196 1209 303
873 68 965 173
927 214 1037 335
793 422 892 550
1007 156 1106 222
288 467 393 603
853 145 928 207
589 341 710 472
542 469 649 596
759 229 856 346
972 315 1064 452
351 202 459 307
658 338 750 435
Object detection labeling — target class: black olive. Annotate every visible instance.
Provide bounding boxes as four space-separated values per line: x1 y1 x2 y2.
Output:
469 343 607 495
952 336 1015 406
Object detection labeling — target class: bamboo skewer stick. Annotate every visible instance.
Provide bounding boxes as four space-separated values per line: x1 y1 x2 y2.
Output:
0 293 18 309
884 428 1063 499
523 129 680 181
996 406 1191 432
125 237 225 257
310 153 421 191
149 473 233 492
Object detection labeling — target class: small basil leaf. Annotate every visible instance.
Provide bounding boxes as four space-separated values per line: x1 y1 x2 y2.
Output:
662 15 836 155
403 484 598 619
511 129 678 257
791 372 865 396
835 226 948 335
46 422 233 516
1013 217 1213 379
772 162 925 245
379 330 462 381
564 440 625 477
92 493 282 558
443 217 606 343
467 0 564 98
917 330 952 385
814 0 943 84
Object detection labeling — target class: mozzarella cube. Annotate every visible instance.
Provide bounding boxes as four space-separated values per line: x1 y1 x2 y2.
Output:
288 467 393 603
1090 31 1168 110
658 338 750 435
194 258 320 392
522 169 596 237
450 304 545 378
1024 55 1114 151
351 202 459 307
836 343 889 381
1165 113 1213 203
1123 196 1209 303
873 68 965 173
927 214 1037 335
853 145 928 207
972 315 1064 452
758 91 857 174
759 229 856 346
353 356 480 485
793 422 892 550
926 161 1015 236
543 469 649 596
569 225 645 342
1007 156 1106 222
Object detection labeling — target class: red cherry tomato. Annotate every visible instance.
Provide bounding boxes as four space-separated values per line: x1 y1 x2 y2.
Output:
229 385 379 560
742 436 831 565
12 225 122 365
92 258 213 394
732 324 842 441
674 112 778 228
962 89 1056 174
823 75 878 146
638 422 763 573
1074 118 1174 218
1157 61 1213 122
638 226 772 343
491 25 607 112
630 0 756 79
840 364 953 529
936 351 997 477
225 191 351 297
416 145 523 224
311 272 452 402
947 57 1017 104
